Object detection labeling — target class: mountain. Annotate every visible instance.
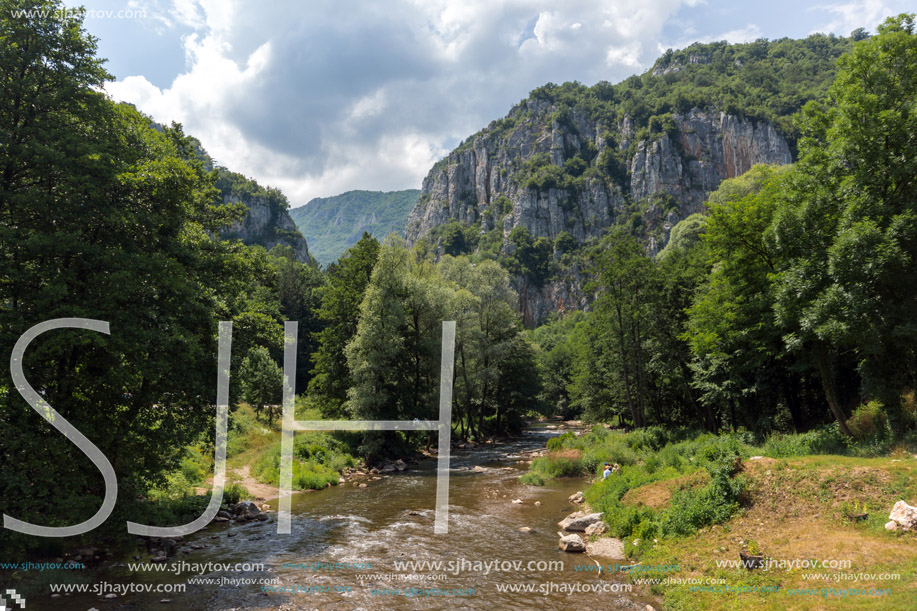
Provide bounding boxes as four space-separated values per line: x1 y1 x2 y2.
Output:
150 124 313 263
290 190 420 265
215 169 312 263
404 34 855 324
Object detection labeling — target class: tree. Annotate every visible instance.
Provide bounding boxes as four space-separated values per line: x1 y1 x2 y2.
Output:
685 165 799 432
0 1 258 554
308 233 379 417
239 347 283 421
345 237 449 461
770 14 917 436
438 256 540 438
269 245 324 390
585 230 658 428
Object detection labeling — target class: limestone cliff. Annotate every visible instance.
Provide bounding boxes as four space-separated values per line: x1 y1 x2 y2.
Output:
403 35 852 324
406 105 790 252
216 169 311 263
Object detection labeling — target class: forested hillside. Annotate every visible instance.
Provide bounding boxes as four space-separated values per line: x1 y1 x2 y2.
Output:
406 34 855 324
290 189 419 265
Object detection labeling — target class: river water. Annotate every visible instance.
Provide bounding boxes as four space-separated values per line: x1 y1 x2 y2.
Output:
39 424 654 610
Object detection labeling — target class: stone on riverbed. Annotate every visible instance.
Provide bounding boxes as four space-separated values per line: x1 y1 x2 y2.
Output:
568 491 585 504
585 521 607 536
232 501 264 522
559 512 603 532
558 534 586 553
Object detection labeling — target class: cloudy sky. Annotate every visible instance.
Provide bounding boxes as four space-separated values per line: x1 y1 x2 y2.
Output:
66 0 910 207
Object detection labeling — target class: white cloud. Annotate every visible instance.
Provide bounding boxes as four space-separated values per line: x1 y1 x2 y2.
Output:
104 0 706 204
714 24 763 44
809 0 901 35
606 42 644 68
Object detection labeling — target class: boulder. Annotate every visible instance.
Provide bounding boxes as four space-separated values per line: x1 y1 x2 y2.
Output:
558 534 586 553
885 520 898 532
473 466 489 473
519 527 534 533
889 501 917 531
216 510 231 519
585 521 607 536
393 459 407 471
162 538 178 555
568 491 585 504
75 546 99 558
511 499 523 504
232 501 263 521
559 512 603 532
558 511 585 529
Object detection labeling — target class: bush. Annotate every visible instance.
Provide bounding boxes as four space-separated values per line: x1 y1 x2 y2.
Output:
547 432 575 450
762 425 849 457
252 432 356 490
520 472 545 486
846 401 887 440
180 446 211 485
224 483 249 505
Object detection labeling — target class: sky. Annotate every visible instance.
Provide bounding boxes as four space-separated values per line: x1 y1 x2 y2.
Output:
65 0 912 208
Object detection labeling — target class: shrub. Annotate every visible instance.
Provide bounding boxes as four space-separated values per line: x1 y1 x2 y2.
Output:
179 446 211 485
224 483 249 505
846 401 887 440
520 472 545 486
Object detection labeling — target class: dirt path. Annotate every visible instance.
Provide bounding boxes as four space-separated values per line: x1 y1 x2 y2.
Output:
198 465 301 502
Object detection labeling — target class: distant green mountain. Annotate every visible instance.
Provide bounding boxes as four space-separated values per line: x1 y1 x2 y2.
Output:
290 190 420 265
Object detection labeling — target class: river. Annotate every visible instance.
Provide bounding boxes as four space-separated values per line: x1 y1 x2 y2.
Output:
37 424 655 610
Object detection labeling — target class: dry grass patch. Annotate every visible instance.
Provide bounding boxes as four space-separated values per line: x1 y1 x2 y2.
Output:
622 470 710 510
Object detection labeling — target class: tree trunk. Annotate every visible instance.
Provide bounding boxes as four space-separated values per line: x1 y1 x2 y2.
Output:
813 344 854 437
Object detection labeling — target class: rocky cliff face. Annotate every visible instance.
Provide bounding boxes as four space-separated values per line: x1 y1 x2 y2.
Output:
222 193 311 263
407 105 790 250
629 109 791 214
404 100 791 324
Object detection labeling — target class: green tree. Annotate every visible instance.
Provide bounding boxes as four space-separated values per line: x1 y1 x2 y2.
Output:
345 237 449 461
268 245 324 390
0 1 257 554
308 233 379 417
239 346 283 421
438 256 540 438
685 165 797 432
583 230 658 427
771 14 917 436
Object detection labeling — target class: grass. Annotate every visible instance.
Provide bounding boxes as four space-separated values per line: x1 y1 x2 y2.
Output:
523 425 917 610
146 399 360 517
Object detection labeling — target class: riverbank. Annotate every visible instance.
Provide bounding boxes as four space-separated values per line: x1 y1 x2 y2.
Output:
521 426 917 609
16 422 662 611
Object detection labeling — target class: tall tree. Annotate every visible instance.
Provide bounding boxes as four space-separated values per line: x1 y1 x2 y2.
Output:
771 14 917 436
0 1 255 554
585 230 658 428
308 233 379 417
345 237 449 461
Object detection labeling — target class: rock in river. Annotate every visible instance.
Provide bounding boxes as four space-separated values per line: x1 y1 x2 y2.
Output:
558 534 586 553
559 512 603 532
